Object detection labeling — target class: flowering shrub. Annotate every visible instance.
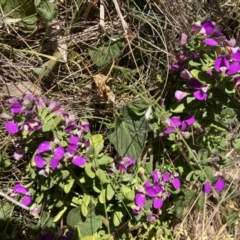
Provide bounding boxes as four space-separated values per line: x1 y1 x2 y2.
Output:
1 18 240 239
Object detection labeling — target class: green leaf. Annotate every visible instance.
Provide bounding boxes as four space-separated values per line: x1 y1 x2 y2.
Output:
66 203 102 237
42 121 53 132
96 169 109 183
81 194 91 217
106 184 115 201
81 237 95 240
189 59 202 67
53 206 67 222
36 1 58 24
89 42 120 67
108 105 148 160
97 155 114 165
190 69 214 84
99 189 106 204
113 209 124 227
61 170 70 180
232 139 240 149
170 102 185 113
196 192 205 211
182 189 196 207
212 88 240 109
226 208 239 226
85 163 95 178
203 166 215 182
225 81 236 94
64 178 75 194
53 115 63 128
124 191 135 201
0 202 13 220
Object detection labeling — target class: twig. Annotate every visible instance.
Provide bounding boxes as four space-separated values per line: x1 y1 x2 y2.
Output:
0 190 29 211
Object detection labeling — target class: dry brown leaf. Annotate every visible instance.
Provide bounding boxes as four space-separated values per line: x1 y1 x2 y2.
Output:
93 73 115 103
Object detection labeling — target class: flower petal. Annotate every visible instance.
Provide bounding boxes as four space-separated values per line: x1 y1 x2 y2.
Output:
194 90 207 100
184 116 196 125
38 141 51 153
69 135 79 145
214 56 229 72
66 144 78 154
22 195 32 206
72 156 86 166
214 178 225 192
152 169 161 183
13 184 27 194
145 186 157 197
147 213 158 223
153 197 163 209
50 156 60 170
203 38 218 46
54 146 65 160
170 117 182 127
180 69 192 79
159 127 174 136
34 155 46 168
11 103 22 114
228 62 240 75
13 150 24 160
162 172 170 182
172 178 181 189
179 33 188 46
175 90 188 101
135 193 145 207
202 19 215 35
203 182 211 194
5 121 18 134
231 49 240 61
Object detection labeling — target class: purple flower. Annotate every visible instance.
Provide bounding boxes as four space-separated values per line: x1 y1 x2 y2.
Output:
54 146 65 160
203 38 218 46
48 99 65 116
189 79 208 101
72 156 86 167
175 90 188 101
13 150 24 161
34 155 46 168
223 38 236 47
66 135 79 154
38 141 51 153
82 122 89 132
214 56 240 75
118 157 135 172
214 178 225 192
162 172 170 182
135 193 146 207
203 182 211 194
180 69 192 80
30 206 41 216
50 156 60 170
5 121 19 134
152 170 161 183
13 183 28 194
153 197 163 209
11 102 22 114
181 116 196 130
179 33 188 46
22 195 32 206
172 178 181 189
147 213 158 223
234 76 240 89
